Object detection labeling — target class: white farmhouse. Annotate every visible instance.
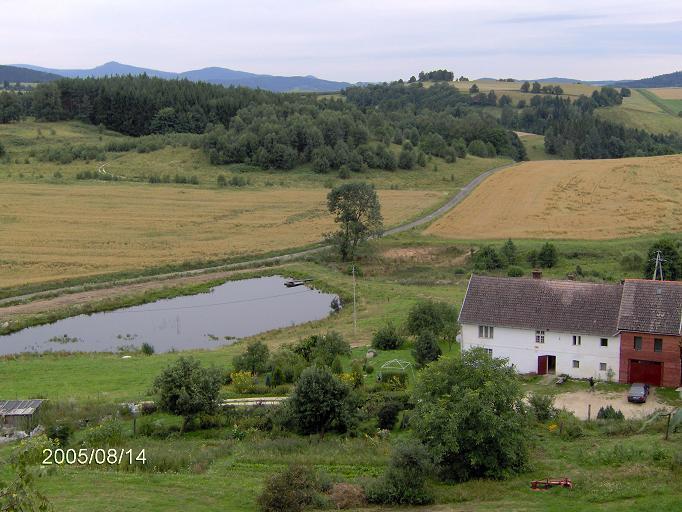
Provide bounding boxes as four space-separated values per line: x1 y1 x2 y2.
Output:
459 274 622 380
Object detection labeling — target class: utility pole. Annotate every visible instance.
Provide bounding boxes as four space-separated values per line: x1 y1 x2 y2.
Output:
652 250 665 281
352 264 357 338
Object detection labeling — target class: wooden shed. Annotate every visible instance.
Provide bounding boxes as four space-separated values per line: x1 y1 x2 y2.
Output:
0 399 45 430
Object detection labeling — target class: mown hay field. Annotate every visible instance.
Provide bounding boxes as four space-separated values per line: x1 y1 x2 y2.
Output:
426 155 682 240
649 87 682 100
0 182 443 287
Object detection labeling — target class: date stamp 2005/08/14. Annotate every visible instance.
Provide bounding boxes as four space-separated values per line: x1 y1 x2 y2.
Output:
42 448 147 466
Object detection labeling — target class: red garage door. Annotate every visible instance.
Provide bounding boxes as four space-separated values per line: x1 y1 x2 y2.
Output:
629 360 662 386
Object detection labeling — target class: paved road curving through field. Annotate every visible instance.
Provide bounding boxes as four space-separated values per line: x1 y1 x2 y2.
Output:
0 161 518 307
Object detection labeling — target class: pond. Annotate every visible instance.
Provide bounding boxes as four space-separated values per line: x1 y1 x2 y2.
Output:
0 276 339 355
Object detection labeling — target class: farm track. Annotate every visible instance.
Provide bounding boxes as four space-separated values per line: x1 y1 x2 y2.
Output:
0 161 518 315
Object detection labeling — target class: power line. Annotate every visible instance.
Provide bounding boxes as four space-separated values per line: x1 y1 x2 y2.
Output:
104 289 317 314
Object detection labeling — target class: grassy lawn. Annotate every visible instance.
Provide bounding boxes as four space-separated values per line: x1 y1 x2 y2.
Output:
1 423 680 511
517 133 561 161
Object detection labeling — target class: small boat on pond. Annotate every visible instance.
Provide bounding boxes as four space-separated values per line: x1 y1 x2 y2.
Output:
284 278 313 288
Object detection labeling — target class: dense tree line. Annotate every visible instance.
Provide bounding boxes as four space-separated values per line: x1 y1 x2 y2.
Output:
499 89 682 158
9 76 678 167
415 69 455 82
23 75 282 135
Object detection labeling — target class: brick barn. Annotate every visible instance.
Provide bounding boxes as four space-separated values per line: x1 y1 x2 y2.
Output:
617 280 682 387
459 275 682 388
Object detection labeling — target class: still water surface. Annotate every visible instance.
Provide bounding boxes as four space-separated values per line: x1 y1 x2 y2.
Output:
0 276 338 355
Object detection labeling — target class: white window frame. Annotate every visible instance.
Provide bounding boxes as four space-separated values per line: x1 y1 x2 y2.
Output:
572 335 581 346
535 330 545 343
484 348 493 356
478 325 494 339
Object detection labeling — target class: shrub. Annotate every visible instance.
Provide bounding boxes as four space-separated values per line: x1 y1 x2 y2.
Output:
467 139 489 157
538 242 559 268
217 174 227 187
557 411 584 440
141 342 155 356
412 330 441 368
152 357 223 431
231 370 256 393
46 424 72 446
365 440 434 505
597 405 625 421
233 340 270 375
507 266 524 277
267 348 306 384
474 246 504 271
257 464 321 512
372 323 405 350
528 392 556 422
377 402 401 430
293 331 350 367
328 482 366 510
289 365 355 437
81 419 124 447
405 300 458 342
620 251 643 271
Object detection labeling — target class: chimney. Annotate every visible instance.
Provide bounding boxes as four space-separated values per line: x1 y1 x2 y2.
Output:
532 269 543 280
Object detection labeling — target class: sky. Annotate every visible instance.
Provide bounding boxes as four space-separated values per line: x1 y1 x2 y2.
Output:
3 0 682 82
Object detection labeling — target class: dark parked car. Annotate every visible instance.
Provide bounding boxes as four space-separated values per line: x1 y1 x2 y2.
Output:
627 383 650 403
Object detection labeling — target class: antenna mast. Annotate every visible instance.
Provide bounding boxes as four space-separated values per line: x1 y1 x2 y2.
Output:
652 250 665 281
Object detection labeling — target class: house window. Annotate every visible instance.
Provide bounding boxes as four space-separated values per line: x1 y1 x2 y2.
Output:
572 335 581 346
572 360 580 368
535 330 545 343
600 338 608 347
484 348 493 356
634 336 642 351
599 362 607 371
654 338 663 353
478 325 494 339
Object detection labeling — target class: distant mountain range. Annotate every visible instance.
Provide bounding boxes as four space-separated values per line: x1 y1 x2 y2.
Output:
10 61 353 93
613 70 682 88
0 65 62 83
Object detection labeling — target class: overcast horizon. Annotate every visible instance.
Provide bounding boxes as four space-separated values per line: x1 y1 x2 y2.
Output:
3 0 681 83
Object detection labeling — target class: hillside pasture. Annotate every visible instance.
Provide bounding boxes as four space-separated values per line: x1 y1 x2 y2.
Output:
426 155 682 240
0 183 443 287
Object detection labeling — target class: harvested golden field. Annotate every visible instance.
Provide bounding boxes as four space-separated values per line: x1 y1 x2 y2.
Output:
649 88 682 100
0 182 442 287
426 155 682 240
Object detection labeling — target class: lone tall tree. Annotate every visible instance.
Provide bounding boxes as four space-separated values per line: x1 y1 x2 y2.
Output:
327 182 383 261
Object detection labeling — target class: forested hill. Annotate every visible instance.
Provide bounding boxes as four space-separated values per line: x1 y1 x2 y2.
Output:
0 65 61 84
2 76 682 169
615 70 682 88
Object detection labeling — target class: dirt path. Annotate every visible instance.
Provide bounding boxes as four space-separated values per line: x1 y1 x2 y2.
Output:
553 390 671 420
0 161 517 316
